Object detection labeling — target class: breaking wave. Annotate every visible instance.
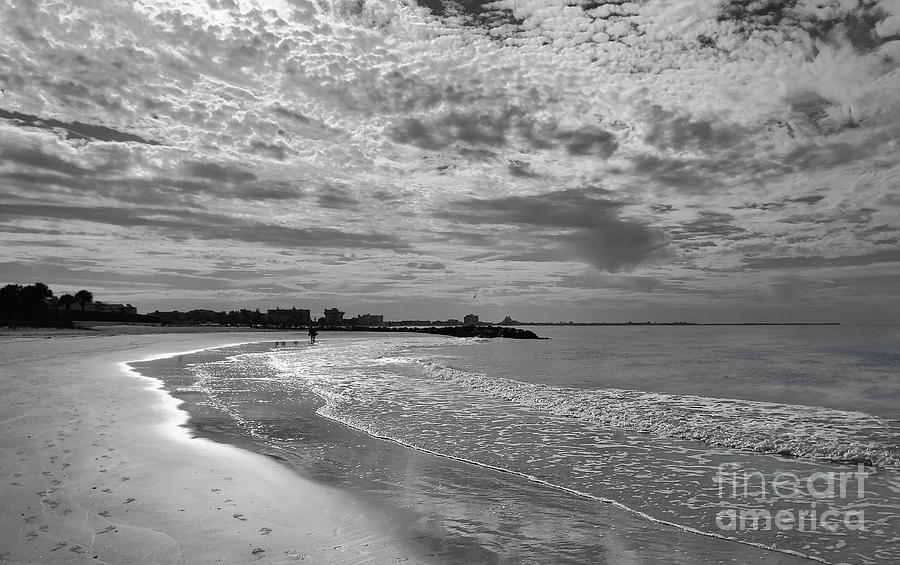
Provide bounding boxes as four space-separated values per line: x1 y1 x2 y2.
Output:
409 358 900 470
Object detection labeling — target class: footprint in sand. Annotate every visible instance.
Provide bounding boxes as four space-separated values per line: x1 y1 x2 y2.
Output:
98 510 111 518
102 488 112 493
251 548 266 560
69 545 86 554
25 531 38 540
23 515 36 524
0 552 11 561
233 513 247 521
283 550 306 561
211 488 221 493
10 482 23 486
123 498 135 504
44 500 59 509
41 471 52 477
260 527 272 536
121 476 130 481
50 542 68 552
95 525 116 535
51 479 61 486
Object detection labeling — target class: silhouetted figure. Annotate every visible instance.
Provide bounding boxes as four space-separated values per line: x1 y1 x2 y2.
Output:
308 325 318 344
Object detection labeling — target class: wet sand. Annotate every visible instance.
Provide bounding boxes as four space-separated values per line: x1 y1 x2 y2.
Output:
1 330 814 564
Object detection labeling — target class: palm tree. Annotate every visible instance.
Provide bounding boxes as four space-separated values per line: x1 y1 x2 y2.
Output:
21 283 53 321
0 284 23 321
75 290 93 312
59 294 76 315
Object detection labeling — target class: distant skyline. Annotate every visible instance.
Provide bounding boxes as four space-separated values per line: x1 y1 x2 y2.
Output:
2 1 900 324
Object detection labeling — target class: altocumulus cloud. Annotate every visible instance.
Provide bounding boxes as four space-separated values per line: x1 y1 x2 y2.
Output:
0 0 899 320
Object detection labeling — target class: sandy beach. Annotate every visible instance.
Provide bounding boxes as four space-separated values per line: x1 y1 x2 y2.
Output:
0 329 429 564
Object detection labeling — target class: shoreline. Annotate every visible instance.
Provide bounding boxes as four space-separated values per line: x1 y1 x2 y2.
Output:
131 334 814 564
0 331 434 564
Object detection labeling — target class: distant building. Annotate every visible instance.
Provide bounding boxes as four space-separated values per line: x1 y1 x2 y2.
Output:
323 308 345 325
267 307 311 326
500 315 521 325
354 313 383 326
187 309 220 323
463 314 479 325
388 320 433 326
445 319 460 325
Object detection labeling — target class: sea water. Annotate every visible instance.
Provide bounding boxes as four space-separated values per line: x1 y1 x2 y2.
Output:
134 326 900 564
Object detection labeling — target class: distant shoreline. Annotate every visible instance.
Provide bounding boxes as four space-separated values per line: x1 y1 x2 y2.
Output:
505 322 842 326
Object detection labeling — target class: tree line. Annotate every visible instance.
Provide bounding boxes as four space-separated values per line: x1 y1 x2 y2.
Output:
0 282 93 326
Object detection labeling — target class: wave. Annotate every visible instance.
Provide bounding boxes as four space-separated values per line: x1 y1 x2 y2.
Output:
408 358 900 470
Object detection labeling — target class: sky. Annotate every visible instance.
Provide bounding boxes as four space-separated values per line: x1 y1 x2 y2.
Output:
1 0 899 323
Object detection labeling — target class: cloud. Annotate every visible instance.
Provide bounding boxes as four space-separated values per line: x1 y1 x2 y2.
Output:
404 261 447 270
1 0 899 320
745 248 900 270
0 108 159 144
0 203 405 250
439 188 670 271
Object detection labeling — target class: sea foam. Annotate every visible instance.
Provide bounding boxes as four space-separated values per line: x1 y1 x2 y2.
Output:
407 357 900 470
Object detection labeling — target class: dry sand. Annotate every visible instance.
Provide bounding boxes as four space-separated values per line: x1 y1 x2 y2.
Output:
0 330 429 564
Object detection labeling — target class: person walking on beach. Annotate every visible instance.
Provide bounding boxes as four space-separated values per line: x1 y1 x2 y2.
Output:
308 325 318 344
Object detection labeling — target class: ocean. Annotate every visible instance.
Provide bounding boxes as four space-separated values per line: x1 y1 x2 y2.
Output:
131 325 900 564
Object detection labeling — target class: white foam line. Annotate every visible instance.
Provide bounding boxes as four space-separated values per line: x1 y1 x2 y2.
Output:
312 405 831 565
118 339 276 444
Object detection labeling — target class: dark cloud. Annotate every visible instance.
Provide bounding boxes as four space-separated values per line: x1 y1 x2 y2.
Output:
631 155 715 194
643 105 743 152
650 203 676 213
249 140 287 160
438 188 670 270
0 203 405 250
388 111 511 150
414 0 524 34
316 185 360 210
732 194 825 211
717 0 897 54
0 143 300 204
789 194 825 205
558 126 618 157
717 0 799 34
0 108 159 144
507 160 538 178
404 261 447 270
0 147 89 178
673 211 747 240
745 249 900 270
183 161 257 184
388 108 618 158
